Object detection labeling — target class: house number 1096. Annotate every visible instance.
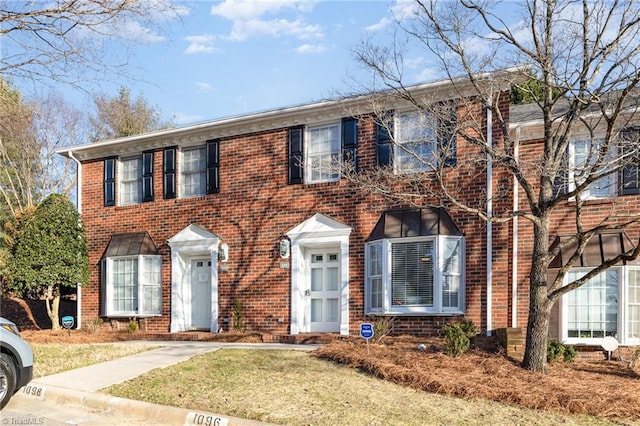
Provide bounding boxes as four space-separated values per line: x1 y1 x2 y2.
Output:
186 412 228 426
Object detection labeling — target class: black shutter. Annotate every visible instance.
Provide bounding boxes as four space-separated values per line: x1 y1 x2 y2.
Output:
206 139 220 194
104 157 116 207
342 117 358 171
288 126 304 184
375 116 393 167
620 128 640 195
163 147 176 199
552 150 569 197
438 105 458 167
142 151 154 202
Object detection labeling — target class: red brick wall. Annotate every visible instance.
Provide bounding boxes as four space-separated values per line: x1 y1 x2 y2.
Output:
79 100 514 336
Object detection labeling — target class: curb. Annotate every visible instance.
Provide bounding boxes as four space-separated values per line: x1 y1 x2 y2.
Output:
17 383 273 426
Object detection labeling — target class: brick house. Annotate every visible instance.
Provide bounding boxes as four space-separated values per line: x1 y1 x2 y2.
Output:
59 69 640 350
510 101 640 350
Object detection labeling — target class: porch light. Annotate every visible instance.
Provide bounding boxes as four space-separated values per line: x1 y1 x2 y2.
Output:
279 239 290 259
219 243 229 262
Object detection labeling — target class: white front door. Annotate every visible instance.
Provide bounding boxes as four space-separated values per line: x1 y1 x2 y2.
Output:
307 250 340 332
191 258 212 329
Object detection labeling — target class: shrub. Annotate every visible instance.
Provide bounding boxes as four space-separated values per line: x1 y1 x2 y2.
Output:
232 298 246 332
563 345 577 362
547 340 576 363
127 317 138 334
442 322 471 357
372 316 396 343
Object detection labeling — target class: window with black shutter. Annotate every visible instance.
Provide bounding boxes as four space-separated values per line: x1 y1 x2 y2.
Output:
288 126 304 184
206 139 220 194
163 147 176 199
104 157 116 207
342 117 358 171
142 151 154 202
375 116 393 167
620 128 640 195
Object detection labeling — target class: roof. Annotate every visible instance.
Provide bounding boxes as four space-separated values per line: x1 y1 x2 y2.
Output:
549 231 640 268
367 207 462 241
101 232 159 258
57 67 527 162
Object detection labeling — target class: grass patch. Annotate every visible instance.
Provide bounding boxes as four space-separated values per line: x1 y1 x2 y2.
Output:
105 349 616 426
31 343 154 378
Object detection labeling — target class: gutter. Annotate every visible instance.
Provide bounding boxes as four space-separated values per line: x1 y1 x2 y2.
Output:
512 128 520 328
68 151 83 330
486 104 493 336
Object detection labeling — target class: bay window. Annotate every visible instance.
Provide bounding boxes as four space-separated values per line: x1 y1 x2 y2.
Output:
561 266 640 345
365 235 464 315
104 255 162 317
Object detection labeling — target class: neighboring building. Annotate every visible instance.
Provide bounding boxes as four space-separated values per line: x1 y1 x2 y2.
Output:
57 70 640 351
510 101 640 348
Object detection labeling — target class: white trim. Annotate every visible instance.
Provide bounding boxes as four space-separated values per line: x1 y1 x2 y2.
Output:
167 224 220 333
286 214 351 335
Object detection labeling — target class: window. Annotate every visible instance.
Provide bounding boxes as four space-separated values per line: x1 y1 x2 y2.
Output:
568 138 617 199
365 235 464 315
181 147 206 197
306 122 341 183
120 156 142 205
395 111 439 174
375 109 457 172
561 267 640 345
288 117 358 185
620 128 640 195
104 255 162 316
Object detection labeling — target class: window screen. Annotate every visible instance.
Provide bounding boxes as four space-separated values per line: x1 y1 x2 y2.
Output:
391 240 434 306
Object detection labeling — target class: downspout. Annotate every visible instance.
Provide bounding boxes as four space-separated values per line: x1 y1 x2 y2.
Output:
486 104 493 336
512 127 520 328
68 151 82 330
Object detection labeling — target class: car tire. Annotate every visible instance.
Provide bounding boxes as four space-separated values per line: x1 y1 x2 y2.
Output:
0 352 17 410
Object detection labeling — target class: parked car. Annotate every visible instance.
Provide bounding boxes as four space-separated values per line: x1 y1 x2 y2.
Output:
0 317 33 409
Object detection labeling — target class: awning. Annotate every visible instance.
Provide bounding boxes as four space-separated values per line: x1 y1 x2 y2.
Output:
101 232 159 258
366 207 462 241
549 231 640 268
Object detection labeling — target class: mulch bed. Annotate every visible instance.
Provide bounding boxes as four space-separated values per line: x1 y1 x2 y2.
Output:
313 337 640 421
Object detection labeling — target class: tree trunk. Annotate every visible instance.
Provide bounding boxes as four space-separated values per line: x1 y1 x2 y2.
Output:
45 284 61 330
522 282 552 372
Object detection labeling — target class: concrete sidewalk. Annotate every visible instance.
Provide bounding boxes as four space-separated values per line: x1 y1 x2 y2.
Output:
10 341 320 425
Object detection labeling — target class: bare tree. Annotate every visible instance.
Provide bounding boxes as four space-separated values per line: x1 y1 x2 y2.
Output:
1 0 183 90
89 85 174 141
348 0 640 372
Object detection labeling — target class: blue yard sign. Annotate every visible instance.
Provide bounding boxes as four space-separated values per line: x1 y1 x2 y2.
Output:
360 323 374 340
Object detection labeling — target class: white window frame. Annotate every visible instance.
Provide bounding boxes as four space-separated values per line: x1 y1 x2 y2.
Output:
394 110 438 175
568 137 617 199
305 121 341 184
560 266 640 346
180 146 207 198
365 235 465 315
104 255 162 317
119 155 142 205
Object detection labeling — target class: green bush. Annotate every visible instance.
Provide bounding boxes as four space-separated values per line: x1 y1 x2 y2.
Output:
442 322 471 357
547 340 576 363
563 345 577 362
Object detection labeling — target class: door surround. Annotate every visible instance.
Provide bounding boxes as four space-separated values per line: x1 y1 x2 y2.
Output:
167 224 220 333
286 213 351 335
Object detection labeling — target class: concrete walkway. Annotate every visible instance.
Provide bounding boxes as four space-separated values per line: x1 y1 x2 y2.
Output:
9 341 320 425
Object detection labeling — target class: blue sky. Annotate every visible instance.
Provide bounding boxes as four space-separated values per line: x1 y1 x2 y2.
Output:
58 0 439 126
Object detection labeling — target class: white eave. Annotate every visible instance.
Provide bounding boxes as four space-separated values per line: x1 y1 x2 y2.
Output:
57 66 527 162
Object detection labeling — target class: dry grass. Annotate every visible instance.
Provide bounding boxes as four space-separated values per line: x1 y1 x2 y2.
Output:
30 343 154 378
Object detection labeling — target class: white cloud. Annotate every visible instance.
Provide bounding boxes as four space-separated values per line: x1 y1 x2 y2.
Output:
210 0 323 42
365 17 391 32
211 0 318 20
119 21 166 43
294 43 327 54
184 34 220 54
195 82 213 93
228 18 323 41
